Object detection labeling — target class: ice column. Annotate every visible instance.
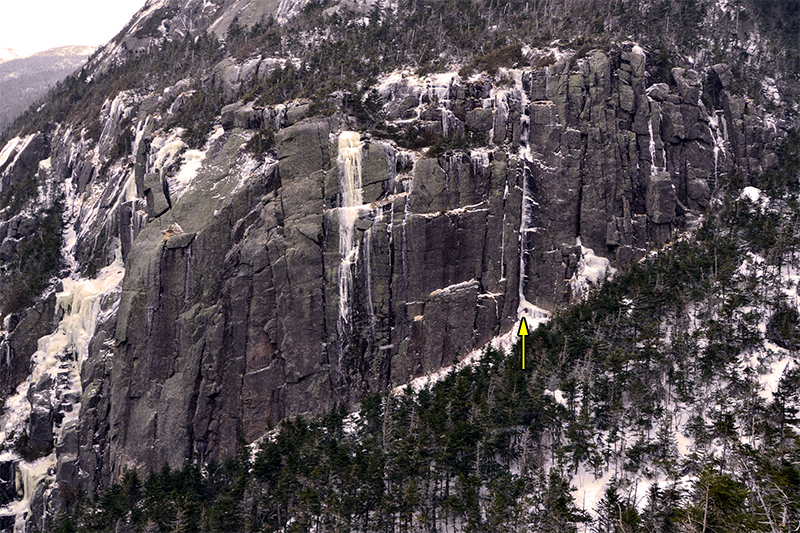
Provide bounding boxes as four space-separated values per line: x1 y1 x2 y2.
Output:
336 132 363 366
648 107 667 175
709 111 727 190
515 71 549 322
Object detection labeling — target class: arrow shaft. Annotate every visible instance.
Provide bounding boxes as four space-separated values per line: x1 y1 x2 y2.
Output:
518 317 529 371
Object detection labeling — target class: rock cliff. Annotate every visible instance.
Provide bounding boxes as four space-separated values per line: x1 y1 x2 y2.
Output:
0 0 795 529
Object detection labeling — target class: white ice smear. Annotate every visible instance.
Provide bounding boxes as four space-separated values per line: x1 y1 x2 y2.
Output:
709 112 727 189
208 125 225 145
150 128 209 204
154 133 185 169
0 137 23 171
570 238 615 299
0 247 125 530
170 149 206 201
648 108 666 176
0 135 37 188
336 131 364 336
761 76 782 105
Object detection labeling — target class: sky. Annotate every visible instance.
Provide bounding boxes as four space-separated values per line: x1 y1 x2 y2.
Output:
0 0 147 57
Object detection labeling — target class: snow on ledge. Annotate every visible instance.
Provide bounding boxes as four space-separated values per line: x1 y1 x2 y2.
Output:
428 279 479 297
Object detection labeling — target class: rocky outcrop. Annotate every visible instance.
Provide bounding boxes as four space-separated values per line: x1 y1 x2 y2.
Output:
372 50 780 308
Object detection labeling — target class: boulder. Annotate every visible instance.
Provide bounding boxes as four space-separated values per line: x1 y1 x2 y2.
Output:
234 101 261 129
221 102 244 130
647 83 670 102
286 103 310 125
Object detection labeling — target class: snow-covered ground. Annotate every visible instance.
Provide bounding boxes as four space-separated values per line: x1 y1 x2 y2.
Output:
568 185 800 518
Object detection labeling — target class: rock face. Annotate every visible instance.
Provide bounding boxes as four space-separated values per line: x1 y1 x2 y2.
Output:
61 48 782 487
0 34 790 530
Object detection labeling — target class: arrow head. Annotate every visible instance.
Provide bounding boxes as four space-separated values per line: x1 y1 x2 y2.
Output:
517 317 529 337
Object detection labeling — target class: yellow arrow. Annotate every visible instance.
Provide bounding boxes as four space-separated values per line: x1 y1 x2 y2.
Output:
518 317 529 370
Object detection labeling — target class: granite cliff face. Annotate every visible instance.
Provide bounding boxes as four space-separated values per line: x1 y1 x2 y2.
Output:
0 0 795 528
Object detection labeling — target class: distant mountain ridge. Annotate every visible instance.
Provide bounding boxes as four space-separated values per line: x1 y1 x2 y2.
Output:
0 45 96 134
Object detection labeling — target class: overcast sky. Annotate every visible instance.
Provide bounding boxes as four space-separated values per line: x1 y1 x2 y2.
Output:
0 0 147 57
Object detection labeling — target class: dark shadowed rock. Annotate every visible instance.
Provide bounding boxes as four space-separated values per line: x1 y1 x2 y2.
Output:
647 171 676 224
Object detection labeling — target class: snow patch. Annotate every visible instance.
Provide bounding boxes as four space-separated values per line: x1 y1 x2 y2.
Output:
429 279 479 297
276 0 311 23
376 69 460 123
758 357 793 402
573 465 615 516
740 186 769 209
342 412 361 435
544 389 567 406
422 202 489 219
